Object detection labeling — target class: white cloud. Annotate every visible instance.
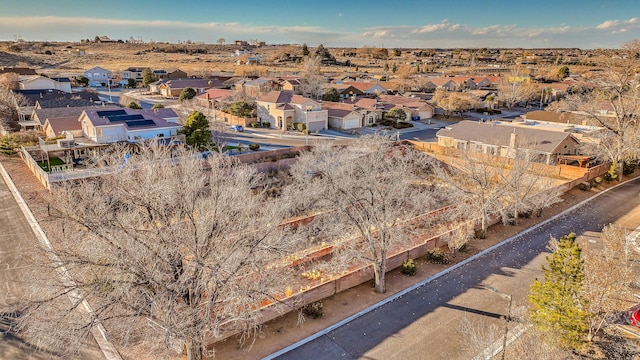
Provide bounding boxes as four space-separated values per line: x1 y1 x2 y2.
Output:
596 20 619 29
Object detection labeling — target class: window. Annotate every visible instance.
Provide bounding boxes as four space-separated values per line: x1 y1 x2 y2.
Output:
96 128 102 137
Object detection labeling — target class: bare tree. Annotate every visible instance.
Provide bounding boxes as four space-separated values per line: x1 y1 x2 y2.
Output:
0 88 27 131
432 89 480 118
548 40 640 180
496 68 538 110
285 137 438 293
581 225 635 342
0 72 20 90
19 144 301 360
300 55 324 99
500 150 563 225
434 150 506 239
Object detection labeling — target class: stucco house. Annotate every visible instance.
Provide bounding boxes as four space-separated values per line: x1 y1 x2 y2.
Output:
343 81 388 95
436 120 581 164
256 91 328 132
158 79 223 98
79 108 182 144
119 67 145 86
84 66 114 87
321 102 363 130
19 75 72 93
377 94 434 120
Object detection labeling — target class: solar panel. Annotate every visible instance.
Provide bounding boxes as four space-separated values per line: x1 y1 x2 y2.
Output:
107 114 145 122
97 109 126 117
125 120 156 127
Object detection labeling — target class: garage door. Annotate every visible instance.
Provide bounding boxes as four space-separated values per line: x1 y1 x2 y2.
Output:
343 118 360 130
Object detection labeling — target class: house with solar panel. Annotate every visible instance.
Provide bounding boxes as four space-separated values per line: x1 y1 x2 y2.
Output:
79 108 182 144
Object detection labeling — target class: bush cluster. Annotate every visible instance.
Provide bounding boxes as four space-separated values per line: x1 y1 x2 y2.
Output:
302 301 324 319
401 259 417 276
427 248 449 264
248 143 260 151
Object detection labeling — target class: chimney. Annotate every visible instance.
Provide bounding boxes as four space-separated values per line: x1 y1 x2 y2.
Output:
509 131 517 148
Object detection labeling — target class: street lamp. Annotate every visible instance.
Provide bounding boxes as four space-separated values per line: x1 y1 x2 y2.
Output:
481 285 512 360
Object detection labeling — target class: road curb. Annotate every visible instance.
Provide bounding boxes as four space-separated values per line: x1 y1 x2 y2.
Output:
264 176 640 359
0 160 123 360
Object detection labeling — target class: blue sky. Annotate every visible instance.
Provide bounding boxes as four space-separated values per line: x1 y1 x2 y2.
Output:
0 0 638 48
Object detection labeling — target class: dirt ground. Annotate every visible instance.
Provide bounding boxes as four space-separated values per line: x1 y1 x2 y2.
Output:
1 154 636 360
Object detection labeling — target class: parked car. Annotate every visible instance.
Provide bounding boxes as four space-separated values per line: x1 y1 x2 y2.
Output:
631 309 640 327
229 124 244 132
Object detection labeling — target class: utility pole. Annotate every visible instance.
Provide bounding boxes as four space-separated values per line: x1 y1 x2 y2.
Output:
481 285 512 360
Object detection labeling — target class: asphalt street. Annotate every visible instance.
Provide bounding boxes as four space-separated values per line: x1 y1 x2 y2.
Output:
271 178 640 360
0 163 104 360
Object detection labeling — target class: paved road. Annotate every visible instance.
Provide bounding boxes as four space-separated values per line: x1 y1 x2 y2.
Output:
0 163 104 360
272 178 640 360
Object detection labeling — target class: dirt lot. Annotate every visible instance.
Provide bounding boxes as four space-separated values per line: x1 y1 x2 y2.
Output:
3 154 636 360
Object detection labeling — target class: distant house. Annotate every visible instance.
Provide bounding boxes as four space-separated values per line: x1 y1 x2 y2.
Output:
31 105 103 133
83 66 114 87
435 120 580 164
343 81 387 95
327 84 365 99
280 78 303 94
19 75 72 93
0 67 37 76
236 78 282 97
196 88 236 109
79 108 182 144
119 67 145 86
158 78 223 98
167 69 188 79
256 91 328 132
377 94 434 120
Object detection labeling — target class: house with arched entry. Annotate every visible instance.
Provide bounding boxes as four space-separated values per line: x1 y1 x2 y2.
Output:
256 91 328 132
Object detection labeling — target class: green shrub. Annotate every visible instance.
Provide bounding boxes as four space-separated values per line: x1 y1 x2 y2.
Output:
250 122 259 128
248 143 260 151
427 248 449 264
296 123 306 132
624 159 637 175
392 122 413 129
401 259 417 276
302 301 324 319
262 121 270 128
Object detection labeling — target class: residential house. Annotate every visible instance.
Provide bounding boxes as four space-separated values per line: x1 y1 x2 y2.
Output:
31 106 102 132
325 84 365 99
435 120 580 164
119 67 145 86
321 102 363 130
235 78 282 98
256 91 328 132
196 89 236 109
377 94 435 120
158 78 223 98
43 116 83 138
426 77 458 91
153 69 167 79
520 110 602 128
79 108 182 144
343 97 384 126
83 66 114 87
167 69 188 79
280 78 303 94
19 75 72 93
0 67 37 76
343 81 387 96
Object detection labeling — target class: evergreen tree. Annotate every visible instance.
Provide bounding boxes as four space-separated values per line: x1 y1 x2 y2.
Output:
302 43 310 57
142 68 157 87
321 87 340 102
180 111 211 149
178 87 197 103
529 233 588 349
